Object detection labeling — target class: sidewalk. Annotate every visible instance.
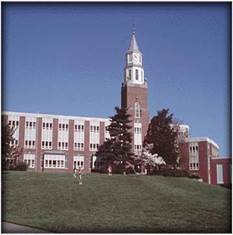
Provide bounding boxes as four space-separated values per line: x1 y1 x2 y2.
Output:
2 222 48 233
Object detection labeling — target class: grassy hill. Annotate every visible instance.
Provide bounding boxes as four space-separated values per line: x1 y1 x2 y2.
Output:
2 171 231 233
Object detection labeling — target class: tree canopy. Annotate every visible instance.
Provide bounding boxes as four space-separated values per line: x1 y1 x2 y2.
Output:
144 109 179 168
2 122 22 168
96 106 133 172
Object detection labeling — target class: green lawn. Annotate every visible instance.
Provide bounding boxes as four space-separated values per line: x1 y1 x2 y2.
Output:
2 171 231 233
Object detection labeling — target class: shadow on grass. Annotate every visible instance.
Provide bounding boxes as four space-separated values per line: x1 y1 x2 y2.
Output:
47 225 232 233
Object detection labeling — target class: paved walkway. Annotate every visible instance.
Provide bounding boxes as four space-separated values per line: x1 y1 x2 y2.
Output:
2 222 48 233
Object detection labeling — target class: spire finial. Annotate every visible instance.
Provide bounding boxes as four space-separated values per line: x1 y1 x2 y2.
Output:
132 22 136 34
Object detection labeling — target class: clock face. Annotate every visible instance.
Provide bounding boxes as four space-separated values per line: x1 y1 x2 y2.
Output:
133 54 140 64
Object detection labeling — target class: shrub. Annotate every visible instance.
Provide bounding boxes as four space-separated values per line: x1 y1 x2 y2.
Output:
154 168 190 177
9 161 28 171
188 174 201 179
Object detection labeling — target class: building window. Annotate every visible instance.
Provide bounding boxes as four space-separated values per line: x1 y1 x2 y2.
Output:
73 156 84 169
216 164 224 184
189 144 198 153
24 140 36 149
90 143 99 151
9 120 19 127
44 154 66 168
134 145 142 151
135 69 139 80
59 123 69 131
135 102 141 118
42 141 52 149
26 121 36 129
134 127 141 134
74 124 84 132
74 142 84 151
58 142 68 150
10 139 18 146
24 154 35 168
189 154 199 171
128 69 131 80
90 125 99 133
43 122 53 130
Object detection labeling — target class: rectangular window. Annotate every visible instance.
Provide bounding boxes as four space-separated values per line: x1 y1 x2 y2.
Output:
90 125 99 133
23 154 35 168
90 143 99 151
73 156 84 169
25 140 35 149
44 154 66 169
216 164 224 184
129 69 131 80
189 154 199 171
58 142 68 150
75 124 84 132
74 142 84 151
135 69 139 80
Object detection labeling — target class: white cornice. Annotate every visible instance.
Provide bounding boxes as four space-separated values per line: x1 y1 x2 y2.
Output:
2 111 110 123
186 137 219 149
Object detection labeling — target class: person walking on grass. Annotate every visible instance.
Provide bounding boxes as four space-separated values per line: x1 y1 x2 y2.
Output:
78 167 82 185
73 167 82 184
73 167 77 181
108 164 112 176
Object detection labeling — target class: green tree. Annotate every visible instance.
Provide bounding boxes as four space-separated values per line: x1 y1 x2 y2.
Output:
96 106 133 173
95 139 115 166
2 122 22 169
144 109 179 169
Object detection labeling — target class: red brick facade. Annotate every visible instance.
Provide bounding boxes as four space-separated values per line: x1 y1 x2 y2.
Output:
121 82 150 145
3 112 110 174
210 158 231 186
179 139 231 186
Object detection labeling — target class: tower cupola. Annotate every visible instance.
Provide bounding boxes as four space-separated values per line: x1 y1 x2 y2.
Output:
124 32 145 85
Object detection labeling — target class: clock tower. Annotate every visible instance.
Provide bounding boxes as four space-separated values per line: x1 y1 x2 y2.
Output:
121 32 150 155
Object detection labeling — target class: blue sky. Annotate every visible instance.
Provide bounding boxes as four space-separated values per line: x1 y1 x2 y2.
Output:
3 3 231 156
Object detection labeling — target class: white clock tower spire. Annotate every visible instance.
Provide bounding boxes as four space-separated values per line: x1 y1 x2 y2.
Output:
124 32 145 85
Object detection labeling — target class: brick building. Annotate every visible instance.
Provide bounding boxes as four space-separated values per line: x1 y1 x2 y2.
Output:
3 111 110 173
179 137 231 186
2 33 231 185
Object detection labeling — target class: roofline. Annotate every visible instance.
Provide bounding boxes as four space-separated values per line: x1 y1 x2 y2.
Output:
170 123 190 129
211 156 232 160
2 110 111 123
186 137 219 149
179 124 190 129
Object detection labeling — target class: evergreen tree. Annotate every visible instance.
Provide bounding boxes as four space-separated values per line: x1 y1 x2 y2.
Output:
95 139 115 165
144 109 179 168
96 106 133 173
